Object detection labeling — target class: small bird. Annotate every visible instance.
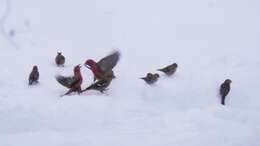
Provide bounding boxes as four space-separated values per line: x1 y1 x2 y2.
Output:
157 63 178 76
141 73 160 85
219 79 232 105
84 50 120 82
29 65 39 85
55 52 65 66
56 65 83 96
81 79 111 93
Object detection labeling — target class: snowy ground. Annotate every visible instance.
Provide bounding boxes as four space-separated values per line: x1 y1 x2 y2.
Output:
0 0 260 146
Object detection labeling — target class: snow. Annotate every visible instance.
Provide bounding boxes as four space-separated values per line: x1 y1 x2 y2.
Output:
0 0 260 145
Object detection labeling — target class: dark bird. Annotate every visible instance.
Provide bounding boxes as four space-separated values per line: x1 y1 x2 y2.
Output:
141 73 160 85
219 79 232 105
84 50 120 82
29 65 39 85
81 79 111 93
157 63 178 76
56 65 83 96
55 52 65 66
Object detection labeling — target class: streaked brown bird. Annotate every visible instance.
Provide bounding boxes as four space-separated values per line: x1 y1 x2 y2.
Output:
56 65 83 96
157 63 178 76
55 52 65 66
29 65 39 85
219 79 232 105
141 73 160 85
81 79 111 93
84 50 120 82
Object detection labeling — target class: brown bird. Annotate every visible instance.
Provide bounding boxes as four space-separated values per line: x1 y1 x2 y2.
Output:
56 65 83 96
29 65 39 85
84 50 120 82
157 63 178 76
81 79 111 93
55 52 65 66
219 79 232 105
141 73 160 85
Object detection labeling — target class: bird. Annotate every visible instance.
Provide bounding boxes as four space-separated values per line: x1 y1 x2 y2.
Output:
55 65 83 96
157 63 178 76
29 65 39 85
81 79 111 93
55 52 65 66
219 79 232 105
140 73 160 85
84 50 120 82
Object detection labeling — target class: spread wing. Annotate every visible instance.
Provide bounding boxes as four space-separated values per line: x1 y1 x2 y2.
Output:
56 75 80 88
97 50 120 73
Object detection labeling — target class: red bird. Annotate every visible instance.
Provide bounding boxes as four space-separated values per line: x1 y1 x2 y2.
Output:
84 50 120 82
56 65 83 96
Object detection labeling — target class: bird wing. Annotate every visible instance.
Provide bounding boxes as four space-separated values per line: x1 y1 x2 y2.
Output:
56 75 80 89
220 84 228 97
29 71 38 80
97 50 120 73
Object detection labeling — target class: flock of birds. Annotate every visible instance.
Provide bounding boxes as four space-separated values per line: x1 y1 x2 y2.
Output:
28 50 232 105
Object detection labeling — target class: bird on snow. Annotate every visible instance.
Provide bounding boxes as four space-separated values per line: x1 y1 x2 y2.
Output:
81 79 111 93
219 79 232 105
84 50 120 82
55 52 65 66
28 65 39 85
140 73 160 85
55 65 83 96
157 63 178 76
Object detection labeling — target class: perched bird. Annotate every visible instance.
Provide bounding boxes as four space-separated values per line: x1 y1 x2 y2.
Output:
219 79 232 105
29 65 39 85
55 65 83 96
141 73 160 85
157 63 178 76
81 79 111 93
55 52 65 66
84 50 120 82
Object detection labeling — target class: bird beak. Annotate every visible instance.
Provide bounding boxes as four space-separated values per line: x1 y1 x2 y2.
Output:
78 64 82 68
84 64 90 69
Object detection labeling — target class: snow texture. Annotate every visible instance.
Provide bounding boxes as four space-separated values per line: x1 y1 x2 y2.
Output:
0 0 259 146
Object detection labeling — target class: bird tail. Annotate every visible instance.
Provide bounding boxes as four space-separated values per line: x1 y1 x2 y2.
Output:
140 77 146 80
157 68 163 72
82 80 110 93
85 84 94 91
221 96 225 105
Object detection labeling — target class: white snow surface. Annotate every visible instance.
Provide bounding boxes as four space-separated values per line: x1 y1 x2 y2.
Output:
0 0 260 145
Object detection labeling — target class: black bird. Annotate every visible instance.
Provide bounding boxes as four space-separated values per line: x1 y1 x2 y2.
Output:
158 63 178 76
219 79 232 105
81 80 111 93
141 73 160 85
29 65 39 85
55 52 65 66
